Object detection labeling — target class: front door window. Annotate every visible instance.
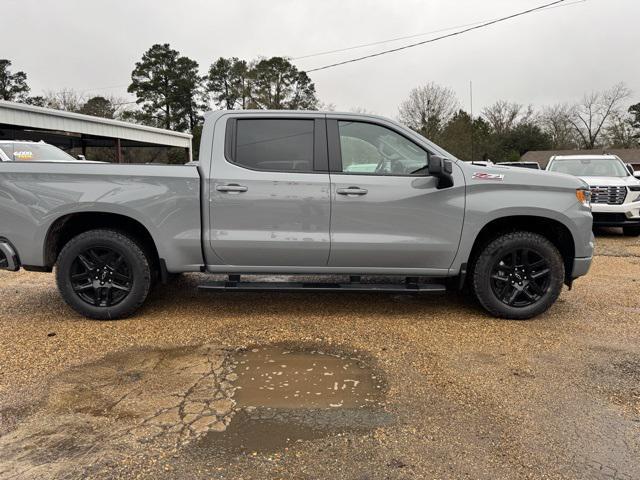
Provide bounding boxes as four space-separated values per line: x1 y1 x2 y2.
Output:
338 121 428 175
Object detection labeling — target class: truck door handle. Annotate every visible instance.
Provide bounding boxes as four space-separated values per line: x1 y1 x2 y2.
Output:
216 184 248 193
337 187 368 196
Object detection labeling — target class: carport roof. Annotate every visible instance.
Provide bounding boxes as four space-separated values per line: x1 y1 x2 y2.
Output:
0 100 192 149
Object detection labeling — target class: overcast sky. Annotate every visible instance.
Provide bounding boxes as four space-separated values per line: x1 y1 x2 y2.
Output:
4 0 639 118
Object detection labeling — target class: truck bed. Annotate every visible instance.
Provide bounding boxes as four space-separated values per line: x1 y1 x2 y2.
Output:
0 162 203 271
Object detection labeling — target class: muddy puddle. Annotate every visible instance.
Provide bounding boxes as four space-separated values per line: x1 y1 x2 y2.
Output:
233 346 385 409
0 343 390 478
195 345 391 456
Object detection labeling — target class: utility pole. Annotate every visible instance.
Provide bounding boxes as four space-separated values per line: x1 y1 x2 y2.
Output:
470 81 475 162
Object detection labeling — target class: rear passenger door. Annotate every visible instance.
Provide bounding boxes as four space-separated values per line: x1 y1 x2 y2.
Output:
209 115 331 267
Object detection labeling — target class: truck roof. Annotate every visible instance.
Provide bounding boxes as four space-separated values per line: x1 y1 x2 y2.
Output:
550 154 621 161
203 109 392 123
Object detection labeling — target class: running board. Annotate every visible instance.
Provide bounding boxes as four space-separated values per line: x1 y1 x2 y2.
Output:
198 280 446 293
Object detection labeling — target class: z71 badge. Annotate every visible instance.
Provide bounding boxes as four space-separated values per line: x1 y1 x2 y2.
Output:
472 172 504 181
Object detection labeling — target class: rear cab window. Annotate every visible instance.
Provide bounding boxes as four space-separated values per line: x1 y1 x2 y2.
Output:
229 119 315 173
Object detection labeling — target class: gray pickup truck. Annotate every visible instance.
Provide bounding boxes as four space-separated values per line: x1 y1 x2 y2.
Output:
0 111 594 320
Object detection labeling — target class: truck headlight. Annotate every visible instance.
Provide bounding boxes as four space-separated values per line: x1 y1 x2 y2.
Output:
576 188 591 208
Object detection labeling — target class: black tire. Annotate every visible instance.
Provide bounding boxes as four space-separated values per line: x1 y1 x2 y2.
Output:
471 232 564 320
55 229 151 320
623 226 640 237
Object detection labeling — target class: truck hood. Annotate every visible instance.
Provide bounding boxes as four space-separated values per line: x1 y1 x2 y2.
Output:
463 163 588 190
576 176 640 187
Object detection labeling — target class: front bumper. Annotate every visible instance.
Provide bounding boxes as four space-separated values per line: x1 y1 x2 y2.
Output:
591 212 640 227
0 240 20 271
591 202 640 227
572 256 592 279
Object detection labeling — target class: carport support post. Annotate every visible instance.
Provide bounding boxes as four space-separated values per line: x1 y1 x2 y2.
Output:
115 138 123 163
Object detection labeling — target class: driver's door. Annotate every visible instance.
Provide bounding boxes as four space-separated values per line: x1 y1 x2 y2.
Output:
327 118 464 271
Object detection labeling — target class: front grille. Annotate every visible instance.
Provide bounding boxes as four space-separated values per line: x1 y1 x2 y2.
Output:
590 186 627 205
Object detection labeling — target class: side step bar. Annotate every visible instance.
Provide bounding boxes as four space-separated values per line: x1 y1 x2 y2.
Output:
0 241 19 272
198 278 446 294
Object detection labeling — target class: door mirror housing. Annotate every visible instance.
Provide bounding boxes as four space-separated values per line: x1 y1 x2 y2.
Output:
625 163 635 176
428 155 454 189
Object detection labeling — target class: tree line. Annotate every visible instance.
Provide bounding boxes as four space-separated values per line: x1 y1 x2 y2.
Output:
399 82 639 162
2 48 639 162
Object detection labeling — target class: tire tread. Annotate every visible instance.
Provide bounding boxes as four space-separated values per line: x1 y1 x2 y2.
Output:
55 229 151 320
471 231 564 320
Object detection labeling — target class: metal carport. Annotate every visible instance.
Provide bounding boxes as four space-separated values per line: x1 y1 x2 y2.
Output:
0 100 192 163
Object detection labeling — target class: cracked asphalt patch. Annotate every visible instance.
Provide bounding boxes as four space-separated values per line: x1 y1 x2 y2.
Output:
0 343 389 479
1 229 640 479
0 345 237 479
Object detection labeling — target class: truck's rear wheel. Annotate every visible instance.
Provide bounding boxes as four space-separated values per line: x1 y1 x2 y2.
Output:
56 229 151 320
471 232 564 320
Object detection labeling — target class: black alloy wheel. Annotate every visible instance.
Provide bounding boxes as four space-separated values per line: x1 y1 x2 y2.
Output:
471 231 564 320
56 229 151 320
489 248 550 308
70 246 133 307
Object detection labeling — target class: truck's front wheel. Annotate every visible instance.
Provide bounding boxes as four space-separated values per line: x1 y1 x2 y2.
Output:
56 229 151 320
471 232 564 320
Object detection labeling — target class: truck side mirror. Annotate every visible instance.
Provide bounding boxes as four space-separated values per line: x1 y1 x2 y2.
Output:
428 155 454 189
625 163 634 176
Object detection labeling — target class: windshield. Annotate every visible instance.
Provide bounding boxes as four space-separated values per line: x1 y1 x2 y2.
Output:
1 143 78 162
548 158 628 177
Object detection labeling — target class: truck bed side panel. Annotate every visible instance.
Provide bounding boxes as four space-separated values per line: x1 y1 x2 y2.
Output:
0 163 202 271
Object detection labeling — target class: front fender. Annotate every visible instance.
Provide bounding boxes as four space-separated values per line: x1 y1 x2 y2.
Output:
450 184 593 274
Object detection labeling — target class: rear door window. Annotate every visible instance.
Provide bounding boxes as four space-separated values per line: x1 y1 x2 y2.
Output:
233 119 314 172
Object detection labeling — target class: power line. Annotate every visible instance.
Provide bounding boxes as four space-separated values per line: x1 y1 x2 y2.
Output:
294 21 492 61
306 0 573 73
76 0 585 95
294 0 585 61
80 83 130 94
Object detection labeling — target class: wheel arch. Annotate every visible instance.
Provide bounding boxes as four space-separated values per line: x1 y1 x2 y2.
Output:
44 212 161 272
467 215 576 284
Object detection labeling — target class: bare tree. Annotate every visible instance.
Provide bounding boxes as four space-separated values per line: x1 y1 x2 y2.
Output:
569 82 632 149
42 89 85 112
540 103 579 149
482 101 534 135
36 89 130 120
349 106 375 115
316 101 336 112
398 82 459 140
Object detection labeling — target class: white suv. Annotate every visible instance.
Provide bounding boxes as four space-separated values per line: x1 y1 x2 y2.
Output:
547 154 640 236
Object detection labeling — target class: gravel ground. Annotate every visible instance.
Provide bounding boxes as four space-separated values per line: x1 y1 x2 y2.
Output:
1 229 639 479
